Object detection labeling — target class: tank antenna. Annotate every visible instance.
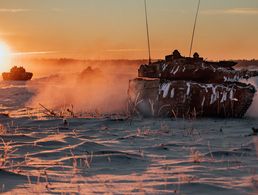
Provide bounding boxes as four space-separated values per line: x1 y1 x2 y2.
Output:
144 0 151 64
189 0 201 57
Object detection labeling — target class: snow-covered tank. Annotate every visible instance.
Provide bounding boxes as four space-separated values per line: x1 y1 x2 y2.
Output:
128 50 258 118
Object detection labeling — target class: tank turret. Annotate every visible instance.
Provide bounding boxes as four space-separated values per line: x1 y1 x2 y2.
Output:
139 50 258 83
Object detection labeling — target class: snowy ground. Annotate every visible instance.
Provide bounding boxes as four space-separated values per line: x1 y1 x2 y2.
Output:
0 79 257 194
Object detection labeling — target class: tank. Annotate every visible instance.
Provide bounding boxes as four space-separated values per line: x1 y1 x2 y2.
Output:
128 50 258 118
2 66 33 81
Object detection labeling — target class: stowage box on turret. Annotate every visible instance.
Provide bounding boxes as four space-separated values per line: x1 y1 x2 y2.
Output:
128 50 258 118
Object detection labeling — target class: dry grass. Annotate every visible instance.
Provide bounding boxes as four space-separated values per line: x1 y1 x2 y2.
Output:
136 126 172 137
190 148 202 163
0 138 17 167
0 124 6 135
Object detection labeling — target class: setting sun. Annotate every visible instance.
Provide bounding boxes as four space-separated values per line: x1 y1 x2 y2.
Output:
0 41 11 72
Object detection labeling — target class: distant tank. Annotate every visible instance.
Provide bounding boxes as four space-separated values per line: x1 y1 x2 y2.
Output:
79 66 103 81
128 50 258 118
2 66 33 81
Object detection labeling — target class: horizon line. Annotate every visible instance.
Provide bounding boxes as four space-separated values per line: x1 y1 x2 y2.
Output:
13 57 258 62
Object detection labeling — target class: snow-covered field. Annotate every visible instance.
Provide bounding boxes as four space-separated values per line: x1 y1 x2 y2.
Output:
0 77 257 194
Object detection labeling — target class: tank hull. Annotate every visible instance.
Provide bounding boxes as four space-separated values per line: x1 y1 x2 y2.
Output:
128 78 255 118
2 72 33 81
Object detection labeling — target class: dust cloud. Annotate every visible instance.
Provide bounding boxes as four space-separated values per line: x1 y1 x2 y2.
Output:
246 77 258 118
27 60 139 114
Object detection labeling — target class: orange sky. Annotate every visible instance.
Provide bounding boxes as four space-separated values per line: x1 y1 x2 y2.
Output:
0 0 258 61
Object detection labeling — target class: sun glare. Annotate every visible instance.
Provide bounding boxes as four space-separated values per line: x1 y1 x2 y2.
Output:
0 41 11 72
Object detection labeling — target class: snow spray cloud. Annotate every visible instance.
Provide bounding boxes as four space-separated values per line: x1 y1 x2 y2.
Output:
246 77 258 118
28 62 138 114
